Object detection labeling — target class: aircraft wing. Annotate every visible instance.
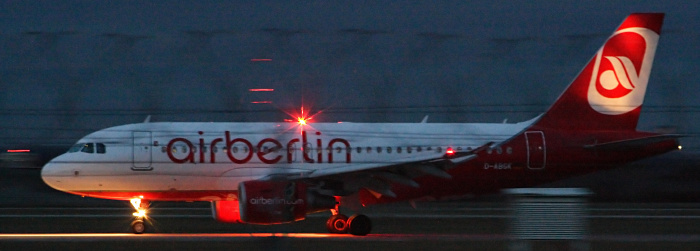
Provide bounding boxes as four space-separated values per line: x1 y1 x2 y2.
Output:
263 142 493 198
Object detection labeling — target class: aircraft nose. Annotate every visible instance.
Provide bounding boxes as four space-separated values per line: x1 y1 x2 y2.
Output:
41 159 68 192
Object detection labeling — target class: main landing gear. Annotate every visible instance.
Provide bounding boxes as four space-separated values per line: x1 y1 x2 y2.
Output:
130 198 150 234
326 208 372 236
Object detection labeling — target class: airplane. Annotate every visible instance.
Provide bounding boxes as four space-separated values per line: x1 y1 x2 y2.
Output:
41 13 679 236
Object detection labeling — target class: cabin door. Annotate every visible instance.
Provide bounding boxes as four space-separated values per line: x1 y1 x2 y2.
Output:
132 131 153 170
525 131 546 170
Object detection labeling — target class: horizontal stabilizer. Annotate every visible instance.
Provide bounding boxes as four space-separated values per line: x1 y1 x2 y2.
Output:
583 134 682 150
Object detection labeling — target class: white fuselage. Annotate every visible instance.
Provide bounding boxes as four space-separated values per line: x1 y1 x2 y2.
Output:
41 120 533 201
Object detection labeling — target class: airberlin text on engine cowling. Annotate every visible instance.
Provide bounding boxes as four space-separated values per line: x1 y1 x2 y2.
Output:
166 131 351 164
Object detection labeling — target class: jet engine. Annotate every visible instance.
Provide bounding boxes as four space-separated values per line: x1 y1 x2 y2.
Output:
212 180 336 224
211 200 242 223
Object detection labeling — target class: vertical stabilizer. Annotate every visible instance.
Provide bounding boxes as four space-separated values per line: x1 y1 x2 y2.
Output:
535 13 664 131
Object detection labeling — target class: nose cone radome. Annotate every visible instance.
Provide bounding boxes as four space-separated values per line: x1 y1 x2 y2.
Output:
41 157 68 192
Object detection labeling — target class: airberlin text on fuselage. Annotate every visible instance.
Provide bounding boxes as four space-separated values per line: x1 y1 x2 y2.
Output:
166 131 351 164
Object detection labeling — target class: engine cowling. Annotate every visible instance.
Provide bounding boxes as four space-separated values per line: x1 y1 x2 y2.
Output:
238 180 336 224
211 200 242 223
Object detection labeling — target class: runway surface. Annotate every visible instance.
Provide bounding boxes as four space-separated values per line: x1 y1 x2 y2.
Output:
1 202 699 250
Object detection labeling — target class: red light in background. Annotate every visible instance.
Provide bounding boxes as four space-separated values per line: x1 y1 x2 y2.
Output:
7 149 30 153
250 59 272 62
249 89 274 92
251 101 273 104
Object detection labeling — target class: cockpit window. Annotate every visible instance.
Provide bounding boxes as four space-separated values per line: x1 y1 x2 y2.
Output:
96 143 106 154
68 142 106 154
81 143 95 153
68 143 84 153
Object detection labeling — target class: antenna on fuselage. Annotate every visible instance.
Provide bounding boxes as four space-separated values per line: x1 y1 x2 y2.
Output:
420 115 429 123
143 115 151 123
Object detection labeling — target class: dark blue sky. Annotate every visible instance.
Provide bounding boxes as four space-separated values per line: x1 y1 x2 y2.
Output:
1 1 699 148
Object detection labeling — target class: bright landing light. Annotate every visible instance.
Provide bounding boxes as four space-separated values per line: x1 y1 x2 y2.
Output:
133 209 147 218
297 117 307 125
130 198 147 218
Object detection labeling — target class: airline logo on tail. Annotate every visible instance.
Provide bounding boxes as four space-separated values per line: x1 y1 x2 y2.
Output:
587 27 659 115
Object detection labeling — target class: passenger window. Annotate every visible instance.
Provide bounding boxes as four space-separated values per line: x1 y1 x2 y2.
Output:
407 147 412 153
81 143 94 153
387 147 392 153
397 147 402 153
377 147 382 153
96 143 106 154
213 146 218 153
161 146 167 153
506 147 513 154
181 146 188 153
436 147 442 153
417 146 422 152
366 147 372 153
336 147 342 153
356 147 362 153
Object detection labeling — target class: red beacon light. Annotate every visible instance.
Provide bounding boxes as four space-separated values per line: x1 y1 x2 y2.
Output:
297 117 307 125
445 147 455 156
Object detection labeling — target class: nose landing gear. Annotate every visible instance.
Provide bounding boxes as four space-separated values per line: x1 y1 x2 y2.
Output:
130 198 150 234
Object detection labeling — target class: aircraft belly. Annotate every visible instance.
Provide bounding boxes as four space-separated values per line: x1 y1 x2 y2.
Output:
66 175 251 192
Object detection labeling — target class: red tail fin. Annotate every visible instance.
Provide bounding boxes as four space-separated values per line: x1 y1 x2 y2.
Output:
535 13 664 131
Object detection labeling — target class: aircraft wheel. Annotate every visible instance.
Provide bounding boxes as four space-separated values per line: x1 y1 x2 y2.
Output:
326 214 348 234
131 220 146 234
347 214 372 236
